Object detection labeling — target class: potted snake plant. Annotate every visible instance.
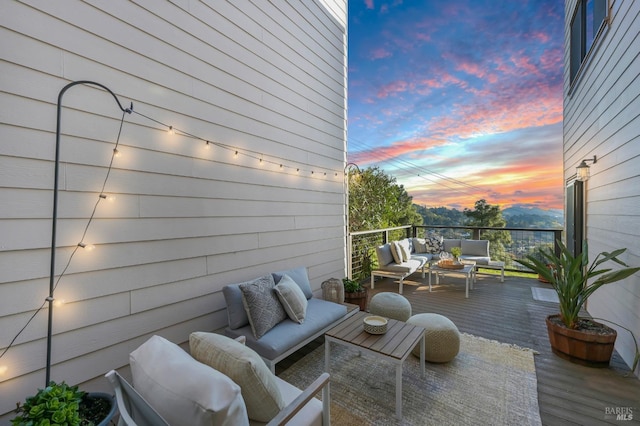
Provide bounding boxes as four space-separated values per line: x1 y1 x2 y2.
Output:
516 240 640 369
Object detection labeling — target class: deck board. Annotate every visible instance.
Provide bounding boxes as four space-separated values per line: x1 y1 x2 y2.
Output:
277 273 640 425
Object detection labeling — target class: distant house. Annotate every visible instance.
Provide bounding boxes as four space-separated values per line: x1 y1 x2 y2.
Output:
0 1 347 419
563 0 640 376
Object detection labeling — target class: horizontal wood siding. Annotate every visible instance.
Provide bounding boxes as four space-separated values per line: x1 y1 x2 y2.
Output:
0 0 347 418
563 0 640 377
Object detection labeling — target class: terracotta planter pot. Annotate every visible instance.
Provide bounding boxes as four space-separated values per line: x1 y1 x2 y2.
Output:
545 314 617 367
344 288 368 311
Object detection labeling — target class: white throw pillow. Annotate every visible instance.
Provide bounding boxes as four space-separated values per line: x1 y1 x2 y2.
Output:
274 274 308 323
129 335 248 426
390 241 403 263
398 239 411 261
190 332 285 423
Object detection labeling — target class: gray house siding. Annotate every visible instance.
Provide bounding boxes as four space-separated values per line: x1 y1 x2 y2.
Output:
0 0 347 418
563 0 640 375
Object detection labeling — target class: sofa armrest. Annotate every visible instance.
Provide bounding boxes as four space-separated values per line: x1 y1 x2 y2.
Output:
266 372 330 426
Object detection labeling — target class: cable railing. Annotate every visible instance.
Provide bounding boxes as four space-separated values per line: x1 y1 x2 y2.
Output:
348 225 563 281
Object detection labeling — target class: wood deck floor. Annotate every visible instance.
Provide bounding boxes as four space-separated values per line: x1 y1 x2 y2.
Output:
277 272 640 425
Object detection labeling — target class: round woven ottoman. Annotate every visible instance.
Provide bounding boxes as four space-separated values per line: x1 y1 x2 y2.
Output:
368 292 412 321
407 313 460 363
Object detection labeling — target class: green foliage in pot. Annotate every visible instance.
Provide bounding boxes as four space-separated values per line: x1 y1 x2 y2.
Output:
12 381 84 426
343 277 364 293
516 240 640 330
450 247 462 259
12 381 112 426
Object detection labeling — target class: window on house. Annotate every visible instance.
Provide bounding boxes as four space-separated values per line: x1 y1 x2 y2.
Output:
570 0 608 84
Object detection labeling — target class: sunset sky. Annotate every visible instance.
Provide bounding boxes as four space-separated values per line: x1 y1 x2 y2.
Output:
347 0 565 211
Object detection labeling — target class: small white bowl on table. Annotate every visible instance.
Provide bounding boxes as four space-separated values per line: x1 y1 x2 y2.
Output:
363 315 388 334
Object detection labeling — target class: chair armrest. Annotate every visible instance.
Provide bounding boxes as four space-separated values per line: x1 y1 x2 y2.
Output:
266 372 330 426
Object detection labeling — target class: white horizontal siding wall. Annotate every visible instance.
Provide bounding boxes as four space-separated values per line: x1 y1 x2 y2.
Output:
0 0 347 418
563 0 640 375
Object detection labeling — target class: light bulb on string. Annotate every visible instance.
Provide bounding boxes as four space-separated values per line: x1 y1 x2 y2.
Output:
0 365 7 377
113 148 121 158
168 126 175 135
234 150 239 159
78 242 95 251
204 141 211 150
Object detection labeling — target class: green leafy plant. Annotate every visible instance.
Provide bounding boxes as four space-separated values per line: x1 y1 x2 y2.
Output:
12 381 112 426
13 381 84 426
516 240 640 330
343 277 364 293
450 247 462 258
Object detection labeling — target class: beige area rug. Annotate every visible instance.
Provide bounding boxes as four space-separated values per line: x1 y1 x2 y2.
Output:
279 333 541 425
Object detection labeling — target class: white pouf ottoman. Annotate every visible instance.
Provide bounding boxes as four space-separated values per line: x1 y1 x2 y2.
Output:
407 313 460 363
368 292 412 321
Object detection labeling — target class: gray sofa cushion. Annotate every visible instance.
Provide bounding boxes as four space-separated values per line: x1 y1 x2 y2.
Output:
460 255 491 265
411 253 434 263
443 239 462 252
224 298 347 360
272 267 313 299
461 239 489 256
377 258 424 273
376 244 395 267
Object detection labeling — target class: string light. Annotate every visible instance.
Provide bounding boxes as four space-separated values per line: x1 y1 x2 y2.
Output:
1 100 348 382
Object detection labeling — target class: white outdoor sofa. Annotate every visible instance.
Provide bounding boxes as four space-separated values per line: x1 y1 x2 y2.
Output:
371 237 504 294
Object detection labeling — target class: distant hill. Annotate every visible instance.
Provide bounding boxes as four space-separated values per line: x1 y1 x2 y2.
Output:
502 205 563 219
414 204 563 229
502 205 563 228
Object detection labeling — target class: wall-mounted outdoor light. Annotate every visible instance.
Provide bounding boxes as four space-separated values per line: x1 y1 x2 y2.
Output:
576 155 597 181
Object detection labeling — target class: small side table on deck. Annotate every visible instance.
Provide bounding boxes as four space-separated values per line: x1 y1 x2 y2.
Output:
430 262 477 298
324 311 425 420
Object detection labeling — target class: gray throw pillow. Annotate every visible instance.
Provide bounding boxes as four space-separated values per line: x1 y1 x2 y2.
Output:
240 275 287 339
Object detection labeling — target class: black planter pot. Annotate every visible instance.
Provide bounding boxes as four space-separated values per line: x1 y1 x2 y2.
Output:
83 392 117 426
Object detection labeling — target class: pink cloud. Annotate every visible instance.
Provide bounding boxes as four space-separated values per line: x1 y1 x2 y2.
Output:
365 0 374 9
376 80 410 98
370 47 392 60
